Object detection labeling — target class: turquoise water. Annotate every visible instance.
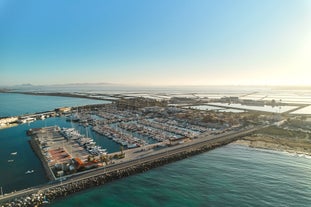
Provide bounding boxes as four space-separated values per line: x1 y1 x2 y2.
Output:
0 117 121 193
0 93 116 193
0 93 109 117
1 93 311 206
49 145 311 207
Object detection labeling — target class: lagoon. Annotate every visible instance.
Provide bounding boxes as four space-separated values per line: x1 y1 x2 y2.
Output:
0 93 109 117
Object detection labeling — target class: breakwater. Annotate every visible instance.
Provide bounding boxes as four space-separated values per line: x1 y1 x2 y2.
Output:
6 92 109 101
1 143 232 207
0 126 260 207
29 139 56 181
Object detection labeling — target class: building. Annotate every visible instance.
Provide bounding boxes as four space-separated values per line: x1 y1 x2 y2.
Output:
55 107 72 113
0 117 18 125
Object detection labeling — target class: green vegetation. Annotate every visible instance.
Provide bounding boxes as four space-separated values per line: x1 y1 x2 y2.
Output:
285 117 311 130
116 97 168 109
100 154 109 165
113 153 125 159
111 146 126 159
257 126 311 140
238 125 311 155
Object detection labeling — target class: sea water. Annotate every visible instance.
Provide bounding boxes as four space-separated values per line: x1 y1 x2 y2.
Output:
49 145 311 207
1 92 311 206
0 93 109 117
0 93 115 193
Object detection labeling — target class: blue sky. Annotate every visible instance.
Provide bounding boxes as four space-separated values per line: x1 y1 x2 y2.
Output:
1 0 310 86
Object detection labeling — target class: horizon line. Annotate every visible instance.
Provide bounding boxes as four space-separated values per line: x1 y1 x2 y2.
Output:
1 82 311 88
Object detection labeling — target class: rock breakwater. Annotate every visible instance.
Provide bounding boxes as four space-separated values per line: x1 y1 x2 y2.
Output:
1 140 226 207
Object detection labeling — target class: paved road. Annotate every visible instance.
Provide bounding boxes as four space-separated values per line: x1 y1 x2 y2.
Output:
0 126 262 203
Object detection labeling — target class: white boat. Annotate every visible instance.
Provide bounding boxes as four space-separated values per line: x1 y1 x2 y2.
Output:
11 152 17 155
8 160 14 162
18 117 36 124
25 170 34 174
127 143 138 149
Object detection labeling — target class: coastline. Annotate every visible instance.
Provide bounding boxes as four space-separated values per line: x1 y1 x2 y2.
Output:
1 130 309 206
0 130 243 206
1 91 310 206
233 135 311 156
0 91 111 101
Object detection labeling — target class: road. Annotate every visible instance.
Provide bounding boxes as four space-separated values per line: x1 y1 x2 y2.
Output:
0 125 262 203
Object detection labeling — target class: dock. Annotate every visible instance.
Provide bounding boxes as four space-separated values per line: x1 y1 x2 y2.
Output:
0 126 262 206
27 126 107 181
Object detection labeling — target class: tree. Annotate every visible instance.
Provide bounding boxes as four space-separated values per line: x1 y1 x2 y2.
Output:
100 154 109 165
87 155 94 162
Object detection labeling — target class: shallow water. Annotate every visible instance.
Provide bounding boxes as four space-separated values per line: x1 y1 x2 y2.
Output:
49 145 311 207
0 93 109 117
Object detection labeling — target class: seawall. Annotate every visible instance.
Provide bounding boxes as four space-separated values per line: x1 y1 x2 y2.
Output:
29 139 56 181
1 137 230 207
1 126 260 207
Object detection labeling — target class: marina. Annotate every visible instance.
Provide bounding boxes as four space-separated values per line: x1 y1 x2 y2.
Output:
5 97 254 186
0 124 261 206
1 0 311 205
1 91 311 206
28 126 108 180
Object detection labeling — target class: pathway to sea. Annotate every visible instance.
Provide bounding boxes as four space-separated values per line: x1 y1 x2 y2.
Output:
0 92 311 206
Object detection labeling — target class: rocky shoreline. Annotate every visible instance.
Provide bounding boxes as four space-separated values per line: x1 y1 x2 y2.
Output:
3 126 309 207
0 140 225 207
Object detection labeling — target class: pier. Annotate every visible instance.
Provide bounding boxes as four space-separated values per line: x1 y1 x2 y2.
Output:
0 97 281 206
0 103 109 128
0 126 261 206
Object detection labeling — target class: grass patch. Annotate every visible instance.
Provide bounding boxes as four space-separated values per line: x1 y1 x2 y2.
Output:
257 126 310 140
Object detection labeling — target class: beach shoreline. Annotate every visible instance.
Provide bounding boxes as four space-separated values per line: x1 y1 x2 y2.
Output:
233 135 311 156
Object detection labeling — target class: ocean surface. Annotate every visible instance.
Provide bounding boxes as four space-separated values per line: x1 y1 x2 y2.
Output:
49 145 311 207
0 93 109 117
0 92 311 206
0 93 117 193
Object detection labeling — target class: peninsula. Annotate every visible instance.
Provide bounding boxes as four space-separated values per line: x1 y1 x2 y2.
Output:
0 96 310 206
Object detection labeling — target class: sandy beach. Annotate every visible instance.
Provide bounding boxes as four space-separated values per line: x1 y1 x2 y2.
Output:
234 135 311 156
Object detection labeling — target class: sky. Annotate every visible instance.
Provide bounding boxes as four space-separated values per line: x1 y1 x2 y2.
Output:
1 0 311 86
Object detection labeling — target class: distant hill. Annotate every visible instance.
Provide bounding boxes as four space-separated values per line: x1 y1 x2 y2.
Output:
15 83 34 87
52 82 115 86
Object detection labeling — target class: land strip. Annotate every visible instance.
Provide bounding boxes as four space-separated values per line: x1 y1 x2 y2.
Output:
234 126 311 155
1 91 115 101
0 126 261 206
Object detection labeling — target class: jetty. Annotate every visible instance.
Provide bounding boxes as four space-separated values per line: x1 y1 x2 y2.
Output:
0 126 262 206
0 97 285 206
0 103 109 128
